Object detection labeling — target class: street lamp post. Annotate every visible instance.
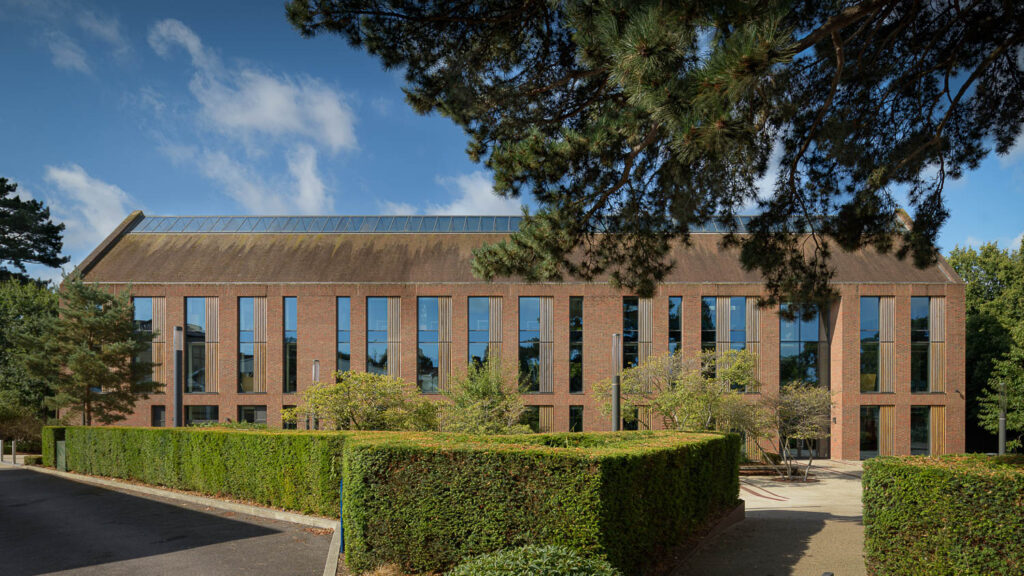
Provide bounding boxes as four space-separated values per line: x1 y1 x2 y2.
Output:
173 326 183 427
612 333 622 431
998 381 1007 456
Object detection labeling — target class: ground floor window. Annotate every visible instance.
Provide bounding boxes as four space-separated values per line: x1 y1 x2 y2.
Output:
520 405 540 432
911 406 931 455
150 405 166 427
185 405 218 426
623 406 639 431
569 405 583 432
860 405 880 459
282 405 296 430
238 405 267 425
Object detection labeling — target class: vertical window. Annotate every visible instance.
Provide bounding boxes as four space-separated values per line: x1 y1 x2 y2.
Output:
284 297 297 393
238 297 255 393
282 405 296 430
150 405 166 427
418 297 440 393
622 297 639 368
520 405 540 432
185 405 218 426
468 297 490 366
569 405 583 432
519 297 541 392
623 407 639 431
185 298 206 393
729 296 746 350
238 405 267 425
910 406 931 455
701 297 716 351
337 297 351 372
779 303 820 385
570 297 583 394
367 297 388 374
860 297 881 392
911 297 930 393
133 298 154 382
860 405 880 459
668 297 682 353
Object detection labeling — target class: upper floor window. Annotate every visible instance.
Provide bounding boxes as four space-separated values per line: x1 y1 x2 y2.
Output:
779 303 820 385
519 297 542 392
367 297 388 375
283 297 297 393
238 297 255 393
622 297 639 368
910 297 930 393
729 297 746 350
417 297 440 393
860 297 880 392
133 297 153 332
185 297 206 393
569 297 583 394
701 297 716 351
468 297 490 366
668 297 682 354
337 297 351 372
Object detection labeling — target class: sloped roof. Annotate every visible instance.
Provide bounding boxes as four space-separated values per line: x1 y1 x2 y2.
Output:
77 213 959 285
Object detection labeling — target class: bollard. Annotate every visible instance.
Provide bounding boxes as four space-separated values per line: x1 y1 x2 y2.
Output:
11 439 16 465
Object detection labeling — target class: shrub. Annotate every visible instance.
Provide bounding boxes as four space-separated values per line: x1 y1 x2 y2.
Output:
863 455 1024 575
448 545 621 576
24 455 42 466
439 359 529 434
63 426 347 516
343 430 739 574
284 371 438 431
41 425 64 467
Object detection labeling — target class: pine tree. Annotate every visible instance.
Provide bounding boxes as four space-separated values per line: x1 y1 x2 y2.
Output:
18 275 159 425
287 1 1024 302
0 279 58 421
0 177 68 282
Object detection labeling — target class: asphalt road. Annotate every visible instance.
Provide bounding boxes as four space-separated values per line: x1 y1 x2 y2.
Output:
0 466 331 576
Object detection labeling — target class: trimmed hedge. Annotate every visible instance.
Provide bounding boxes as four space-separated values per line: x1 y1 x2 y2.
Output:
343 431 739 574
863 455 1024 576
42 426 64 467
448 545 621 576
62 426 346 516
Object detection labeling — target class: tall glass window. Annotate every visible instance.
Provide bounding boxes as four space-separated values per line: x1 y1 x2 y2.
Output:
570 297 583 394
911 297 930 392
779 303 820 385
668 297 682 353
519 297 541 392
468 297 490 366
860 405 880 459
860 297 880 392
238 297 255 393
910 406 931 455
367 297 388 374
185 298 206 393
284 297 298 393
569 405 583 432
729 297 746 350
133 298 154 383
418 297 440 393
337 297 351 372
622 297 639 368
701 297 716 351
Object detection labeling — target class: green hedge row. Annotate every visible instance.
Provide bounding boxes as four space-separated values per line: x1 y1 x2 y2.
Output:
863 455 1024 576
59 426 346 516
41 426 61 467
448 545 621 576
343 431 739 574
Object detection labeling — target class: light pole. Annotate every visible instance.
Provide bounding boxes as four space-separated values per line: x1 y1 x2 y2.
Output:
611 333 622 431
173 326 183 427
998 381 1007 456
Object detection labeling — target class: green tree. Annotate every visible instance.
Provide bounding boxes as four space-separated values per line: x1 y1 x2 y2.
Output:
0 280 58 421
0 177 68 282
948 241 1024 451
593 349 762 434
759 382 832 480
17 275 159 425
978 347 1024 452
287 1 1024 302
283 370 438 430
439 359 530 434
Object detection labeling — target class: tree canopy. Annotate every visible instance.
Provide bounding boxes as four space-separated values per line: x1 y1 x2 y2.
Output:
0 177 68 282
0 280 58 424
287 0 1024 302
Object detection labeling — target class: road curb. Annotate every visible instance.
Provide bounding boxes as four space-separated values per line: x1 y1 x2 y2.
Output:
324 522 341 576
0 462 337 530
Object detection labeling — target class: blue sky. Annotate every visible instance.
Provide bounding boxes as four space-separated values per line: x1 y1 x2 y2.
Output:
2 0 1023 281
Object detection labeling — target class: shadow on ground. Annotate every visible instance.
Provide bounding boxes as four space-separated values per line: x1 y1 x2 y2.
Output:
0 467 299 576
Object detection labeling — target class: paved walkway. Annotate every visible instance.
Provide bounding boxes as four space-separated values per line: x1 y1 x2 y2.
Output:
0 465 331 576
676 460 865 576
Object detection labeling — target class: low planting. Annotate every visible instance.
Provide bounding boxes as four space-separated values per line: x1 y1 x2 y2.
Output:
863 455 1024 576
57 425 346 516
343 430 739 574
448 545 621 576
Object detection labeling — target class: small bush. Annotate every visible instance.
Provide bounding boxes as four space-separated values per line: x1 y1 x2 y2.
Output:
343 430 739 574
448 545 621 576
863 455 1024 575
24 455 42 466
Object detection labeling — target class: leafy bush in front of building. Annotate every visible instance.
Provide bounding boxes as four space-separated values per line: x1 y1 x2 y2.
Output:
342 430 740 574
439 359 529 434
283 371 438 431
863 455 1024 575
63 426 346 516
447 545 621 576
24 455 42 466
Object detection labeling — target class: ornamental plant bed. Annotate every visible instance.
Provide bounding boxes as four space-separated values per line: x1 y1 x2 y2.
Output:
342 430 740 575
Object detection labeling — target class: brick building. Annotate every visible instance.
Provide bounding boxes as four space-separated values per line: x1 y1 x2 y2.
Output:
77 212 965 460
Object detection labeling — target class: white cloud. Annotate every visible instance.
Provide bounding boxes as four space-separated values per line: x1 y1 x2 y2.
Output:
287 144 332 214
43 164 133 254
148 18 356 154
426 171 523 215
378 200 418 215
47 32 90 74
78 10 129 57
189 149 288 214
